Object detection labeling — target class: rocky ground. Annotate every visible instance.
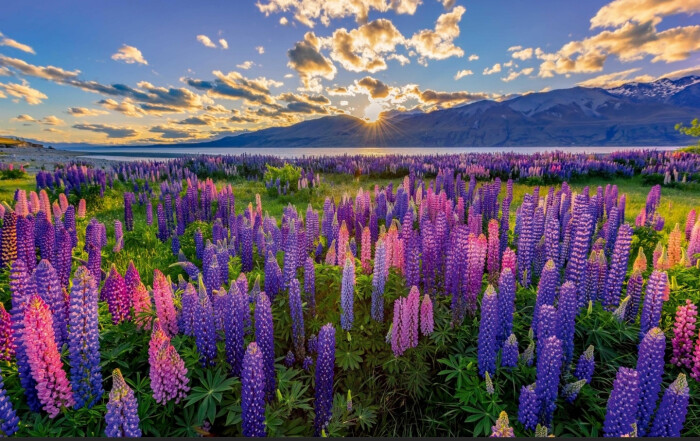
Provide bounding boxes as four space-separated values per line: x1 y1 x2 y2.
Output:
0 146 113 173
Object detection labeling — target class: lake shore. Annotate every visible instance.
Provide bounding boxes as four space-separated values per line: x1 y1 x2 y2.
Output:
0 146 113 172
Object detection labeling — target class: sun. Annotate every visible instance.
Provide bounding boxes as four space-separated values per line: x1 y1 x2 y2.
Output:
363 102 384 123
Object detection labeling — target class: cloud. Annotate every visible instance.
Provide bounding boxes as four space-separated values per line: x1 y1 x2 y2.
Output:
197 34 217 48
501 67 534 82
14 114 65 126
183 70 282 105
0 32 35 54
454 69 473 80
658 64 700 79
388 53 410 65
483 63 501 75
576 67 654 88
219 39 229 49
177 114 223 126
356 76 391 98
406 85 491 109
340 100 349 105
279 17 289 25
510 47 533 60
98 98 146 117
256 46 265 54
256 0 422 27
468 54 479 61
111 45 148 65
327 19 406 73
0 80 47 104
590 0 700 29
237 61 255 70
287 32 337 88
72 123 137 138
0 54 80 82
440 0 456 9
67 107 109 116
149 125 202 139
408 6 466 61
276 92 333 114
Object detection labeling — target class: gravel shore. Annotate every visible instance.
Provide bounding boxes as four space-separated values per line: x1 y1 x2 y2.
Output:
0 146 114 173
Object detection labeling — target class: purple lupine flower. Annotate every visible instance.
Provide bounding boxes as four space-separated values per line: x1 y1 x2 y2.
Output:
603 367 640 437
602 224 632 310
284 350 295 367
639 270 668 340
535 336 563 428
556 281 577 364
105 368 141 437
649 373 690 437
565 211 593 290
671 300 697 369
0 304 13 362
405 230 421 289
194 228 204 261
314 323 336 436
562 379 587 403
146 200 153 226
194 278 217 367
625 270 644 322
544 205 560 267
403 286 420 348
179 283 197 337
224 283 247 377
33 259 68 347
289 278 305 358
574 345 595 383
516 194 535 287
371 238 387 322
536 304 557 362
532 260 557 339
124 193 133 232
283 223 298 289
54 226 73 287
464 234 488 314
340 256 355 331
502 333 519 368
264 252 282 300
304 256 316 315
255 292 275 400
0 368 19 436
497 268 515 344
241 342 267 437
302 356 313 372
478 285 499 378
420 293 434 336
152 270 178 337
156 203 168 242
68 267 104 409
487 219 501 284
102 264 132 325
240 221 254 272
17 214 36 273
518 384 538 431
391 299 402 357
636 327 666 436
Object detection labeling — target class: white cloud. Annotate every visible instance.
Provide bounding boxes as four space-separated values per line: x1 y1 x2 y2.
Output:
408 6 466 61
0 32 35 54
501 67 534 82
12 114 64 125
279 17 289 25
575 68 654 87
256 46 265 54
237 61 255 70
256 0 423 27
197 34 217 48
658 64 700 79
0 79 47 104
219 39 229 49
111 45 148 65
454 69 473 80
510 47 533 60
483 63 501 75
590 0 700 29
468 54 479 61
67 107 109 117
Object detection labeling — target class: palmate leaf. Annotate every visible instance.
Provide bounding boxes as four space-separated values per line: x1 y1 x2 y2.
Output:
336 343 364 370
184 368 238 425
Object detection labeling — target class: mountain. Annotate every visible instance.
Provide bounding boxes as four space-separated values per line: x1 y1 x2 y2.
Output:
187 75 700 148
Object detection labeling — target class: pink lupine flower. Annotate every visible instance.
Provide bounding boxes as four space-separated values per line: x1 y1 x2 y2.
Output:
671 300 697 369
148 320 189 405
501 248 516 273
0 303 14 361
361 226 372 274
77 199 86 218
420 294 434 336
132 282 153 331
633 247 647 272
23 295 74 418
152 269 178 337
391 299 403 357
403 286 420 348
668 224 682 267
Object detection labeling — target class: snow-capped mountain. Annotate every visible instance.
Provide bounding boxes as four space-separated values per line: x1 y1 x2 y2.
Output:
606 76 700 102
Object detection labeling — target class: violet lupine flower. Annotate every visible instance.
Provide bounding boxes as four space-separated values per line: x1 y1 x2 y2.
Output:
16 214 36 273
340 256 355 331
602 224 632 310
255 293 275 401
403 286 420 349
639 270 668 340
0 368 19 436
105 368 141 437
502 333 519 368
649 373 690 437
102 264 132 325
194 228 204 261
562 379 587 403
371 239 387 322
603 367 641 437
556 281 578 365
497 268 515 344
0 304 13 362
283 223 298 289
420 294 434 336
194 278 217 367
304 256 316 315
625 270 644 322
516 194 536 287
145 199 153 225
152 269 178 337
289 278 305 358
535 336 563 428
124 193 134 232
54 226 73 287
404 230 421 290
478 285 499 378
490 411 515 438
148 320 189 405
240 221 254 273
532 260 557 339
33 259 68 347
241 342 267 437
264 252 282 300
23 295 75 418
68 267 104 409
565 211 593 291
635 327 666 436
574 345 595 383
179 283 197 337
518 384 538 431
156 203 168 242
314 323 336 437
671 300 697 369
224 284 247 377
284 350 295 367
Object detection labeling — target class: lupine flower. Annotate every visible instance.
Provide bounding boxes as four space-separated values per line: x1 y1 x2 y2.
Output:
502 333 519 368
105 368 141 437
224 283 247 377
33 259 68 347
371 239 387 322
632 246 647 272
484 371 495 395
148 320 189 405
521 341 535 366
314 323 336 436
625 270 644 322
0 368 19 436
602 224 632 310
671 300 697 369
668 223 682 266
152 269 178 337
478 285 499 377
264 252 282 300
68 267 104 409
420 294 434 336
391 299 403 357
284 350 295 367
497 268 515 344
1 212 18 268
556 281 577 364
402 286 420 349
490 410 514 437
361 226 372 274
283 223 298 288
340 256 355 331
194 278 217 367
241 342 267 437
533 260 557 339
302 356 313 371
102 264 132 325
636 327 666 436
516 194 536 287
304 256 316 315
535 336 563 428
132 281 153 331
639 270 668 340
562 379 587 403
501 247 516 273
23 295 75 417
77 199 86 218
124 193 134 232
518 384 538 431
113 220 124 253
0 304 13 362
603 367 640 437
289 278 305 358
465 234 488 313
574 345 595 383
255 293 275 400
648 373 690 437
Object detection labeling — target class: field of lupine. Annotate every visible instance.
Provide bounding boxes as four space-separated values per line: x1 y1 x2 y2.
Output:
0 149 700 437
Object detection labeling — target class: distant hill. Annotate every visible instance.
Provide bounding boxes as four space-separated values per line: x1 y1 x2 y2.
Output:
173 75 699 148
0 137 43 148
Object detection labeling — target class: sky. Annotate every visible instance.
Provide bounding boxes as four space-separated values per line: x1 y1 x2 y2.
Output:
0 0 699 145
